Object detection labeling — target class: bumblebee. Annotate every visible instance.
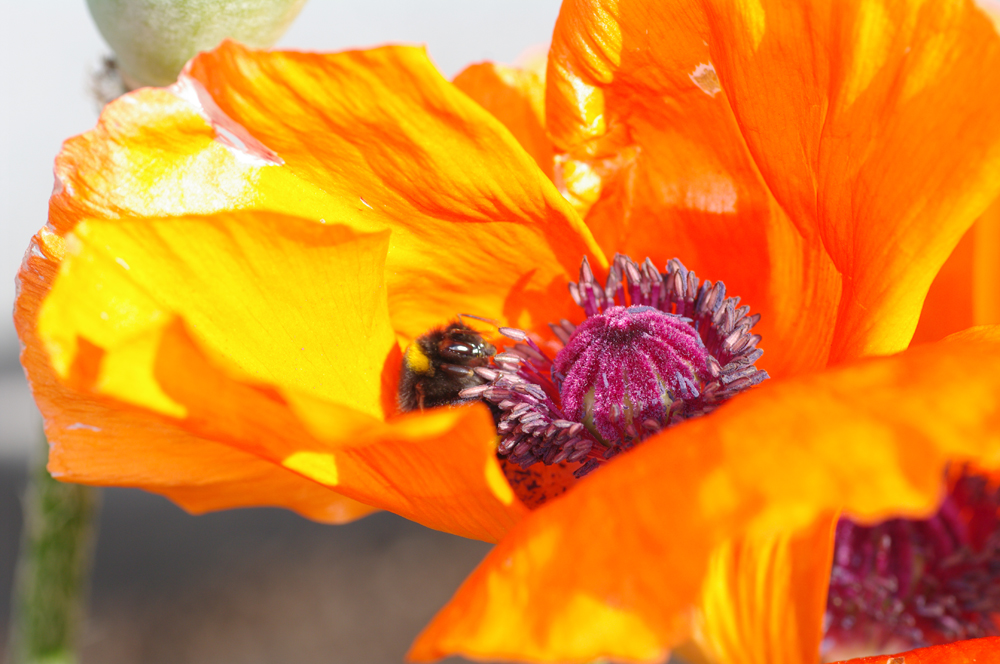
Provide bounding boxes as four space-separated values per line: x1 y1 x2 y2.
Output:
397 319 497 412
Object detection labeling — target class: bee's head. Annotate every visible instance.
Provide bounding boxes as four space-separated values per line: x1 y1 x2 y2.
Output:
436 323 496 366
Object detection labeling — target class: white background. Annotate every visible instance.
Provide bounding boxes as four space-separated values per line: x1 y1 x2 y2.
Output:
0 0 563 457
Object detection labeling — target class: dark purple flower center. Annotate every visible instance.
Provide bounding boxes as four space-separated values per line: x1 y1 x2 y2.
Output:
462 253 769 480
554 305 711 444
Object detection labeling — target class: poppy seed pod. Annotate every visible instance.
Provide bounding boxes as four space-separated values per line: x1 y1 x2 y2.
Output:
86 0 308 88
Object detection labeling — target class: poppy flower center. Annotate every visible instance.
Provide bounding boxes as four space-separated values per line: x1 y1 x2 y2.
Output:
553 305 711 445
462 253 769 482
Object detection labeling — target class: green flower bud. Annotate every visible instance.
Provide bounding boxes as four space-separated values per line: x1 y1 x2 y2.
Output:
86 0 308 88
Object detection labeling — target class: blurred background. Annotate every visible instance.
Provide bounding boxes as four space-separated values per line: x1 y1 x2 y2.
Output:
0 2 561 661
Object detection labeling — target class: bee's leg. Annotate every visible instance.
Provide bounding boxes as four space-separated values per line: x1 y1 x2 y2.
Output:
439 364 476 378
416 383 426 411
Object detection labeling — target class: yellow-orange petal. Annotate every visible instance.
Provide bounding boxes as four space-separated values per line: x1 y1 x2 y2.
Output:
453 62 554 181
180 42 605 338
694 513 837 664
50 43 605 345
409 328 1000 663
37 213 397 420
830 637 1000 664
16 221 374 523
18 208 528 539
546 0 1000 376
152 319 527 541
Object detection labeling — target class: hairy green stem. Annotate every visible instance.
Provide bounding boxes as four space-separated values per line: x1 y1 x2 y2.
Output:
7 430 100 664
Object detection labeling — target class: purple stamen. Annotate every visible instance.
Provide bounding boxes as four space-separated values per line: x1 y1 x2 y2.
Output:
824 470 1000 658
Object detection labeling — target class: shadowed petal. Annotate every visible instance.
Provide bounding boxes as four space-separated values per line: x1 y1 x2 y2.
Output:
914 197 1000 344
911 223 977 346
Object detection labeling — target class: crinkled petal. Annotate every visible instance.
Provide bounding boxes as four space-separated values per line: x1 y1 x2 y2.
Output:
180 41 605 337
453 62 554 180
546 0 1000 376
15 218 375 523
36 214 397 418
409 328 1000 662
50 43 605 343
830 637 1000 664
17 210 526 539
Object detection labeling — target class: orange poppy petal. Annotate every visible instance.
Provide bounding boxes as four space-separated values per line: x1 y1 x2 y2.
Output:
409 328 1000 662
18 208 527 539
37 213 397 419
152 319 527 542
911 222 977 346
708 0 1000 364
180 41 605 336
912 196 1000 344
973 197 1000 329
50 43 605 344
500 458 581 509
546 0 1000 375
16 224 373 524
55 415 379 524
453 62 554 181
694 513 837 664
546 0 840 379
830 637 1000 664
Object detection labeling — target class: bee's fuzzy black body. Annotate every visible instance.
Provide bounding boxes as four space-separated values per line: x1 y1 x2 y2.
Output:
397 321 497 412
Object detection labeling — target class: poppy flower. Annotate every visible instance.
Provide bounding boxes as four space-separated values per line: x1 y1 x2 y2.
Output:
13 1 1000 663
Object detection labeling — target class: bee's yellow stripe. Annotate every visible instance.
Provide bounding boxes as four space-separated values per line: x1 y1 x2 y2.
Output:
405 343 433 374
